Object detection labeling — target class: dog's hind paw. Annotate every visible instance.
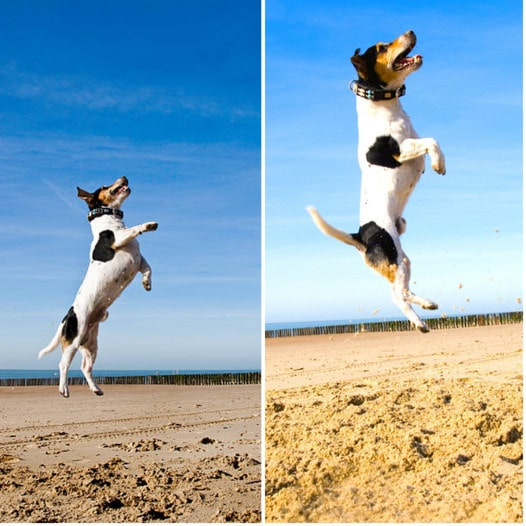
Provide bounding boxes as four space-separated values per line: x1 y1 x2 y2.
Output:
422 302 438 310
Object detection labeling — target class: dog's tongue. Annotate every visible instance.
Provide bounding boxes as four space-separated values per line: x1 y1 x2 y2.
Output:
397 54 422 69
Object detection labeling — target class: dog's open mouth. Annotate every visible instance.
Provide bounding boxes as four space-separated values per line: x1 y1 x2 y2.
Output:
110 178 130 196
111 184 128 196
393 46 422 71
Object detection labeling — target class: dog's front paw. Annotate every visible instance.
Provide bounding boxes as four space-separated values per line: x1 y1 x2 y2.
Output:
432 150 446 175
144 222 158 232
433 161 446 175
142 277 152 291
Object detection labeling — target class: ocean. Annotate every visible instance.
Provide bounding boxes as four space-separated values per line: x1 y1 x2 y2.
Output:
0 369 258 381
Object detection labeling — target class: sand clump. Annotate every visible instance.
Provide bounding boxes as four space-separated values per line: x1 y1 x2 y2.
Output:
267 377 522 522
265 324 523 522
1 454 260 522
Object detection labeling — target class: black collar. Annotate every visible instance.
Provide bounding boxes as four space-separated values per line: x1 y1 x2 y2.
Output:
87 207 124 222
349 80 406 101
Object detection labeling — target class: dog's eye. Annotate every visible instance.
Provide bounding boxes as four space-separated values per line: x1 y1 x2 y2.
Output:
377 44 388 53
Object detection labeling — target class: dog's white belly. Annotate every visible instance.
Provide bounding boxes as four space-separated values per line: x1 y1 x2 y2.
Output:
359 162 423 228
73 242 142 319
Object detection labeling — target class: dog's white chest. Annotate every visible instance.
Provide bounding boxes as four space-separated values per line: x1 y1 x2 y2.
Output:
75 224 143 311
355 99 424 227
356 99 417 161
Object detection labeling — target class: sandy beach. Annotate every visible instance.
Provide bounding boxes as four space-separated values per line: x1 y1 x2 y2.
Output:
266 324 523 522
0 384 261 522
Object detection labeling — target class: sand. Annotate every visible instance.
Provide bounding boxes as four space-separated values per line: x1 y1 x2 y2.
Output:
0 384 261 523
265 324 523 523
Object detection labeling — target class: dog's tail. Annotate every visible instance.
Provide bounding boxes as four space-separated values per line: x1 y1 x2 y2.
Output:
307 206 365 252
38 324 63 359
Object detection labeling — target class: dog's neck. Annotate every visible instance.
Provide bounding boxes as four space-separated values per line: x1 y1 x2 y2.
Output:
350 80 406 102
87 207 124 223
87 208 126 235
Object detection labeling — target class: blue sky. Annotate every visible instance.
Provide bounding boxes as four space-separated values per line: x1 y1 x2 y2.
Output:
0 0 261 370
265 0 522 324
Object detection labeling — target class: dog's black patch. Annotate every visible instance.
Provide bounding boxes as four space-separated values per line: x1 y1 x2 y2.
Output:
88 189 106 210
77 187 107 210
356 221 398 266
92 230 116 262
366 135 402 169
352 46 386 87
61 306 78 343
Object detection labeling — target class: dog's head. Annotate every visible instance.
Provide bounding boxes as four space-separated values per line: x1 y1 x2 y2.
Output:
77 176 131 210
351 30 422 89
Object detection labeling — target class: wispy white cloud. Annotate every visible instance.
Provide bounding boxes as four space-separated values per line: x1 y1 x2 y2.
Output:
42 178 81 212
0 63 258 119
0 133 259 178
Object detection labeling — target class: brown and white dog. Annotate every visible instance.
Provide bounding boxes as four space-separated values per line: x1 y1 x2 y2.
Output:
38 177 158 396
308 31 445 332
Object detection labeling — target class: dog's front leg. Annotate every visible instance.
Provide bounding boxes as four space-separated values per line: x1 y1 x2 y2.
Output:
113 222 158 249
396 138 446 175
140 256 153 291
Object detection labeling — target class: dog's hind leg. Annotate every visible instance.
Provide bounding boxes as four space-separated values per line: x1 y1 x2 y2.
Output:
390 281 429 333
56 307 83 397
139 256 153 291
399 253 438 310
58 343 78 397
354 224 430 331
390 255 437 333
80 324 104 396
407 290 438 310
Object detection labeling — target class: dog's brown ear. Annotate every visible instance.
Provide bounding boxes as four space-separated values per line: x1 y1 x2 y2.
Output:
77 187 91 199
350 48 368 80
77 187 93 205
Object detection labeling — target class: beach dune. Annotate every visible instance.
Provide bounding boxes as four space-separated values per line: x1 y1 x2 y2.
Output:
266 324 523 523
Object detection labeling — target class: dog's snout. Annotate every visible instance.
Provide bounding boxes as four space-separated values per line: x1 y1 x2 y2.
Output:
405 30 417 42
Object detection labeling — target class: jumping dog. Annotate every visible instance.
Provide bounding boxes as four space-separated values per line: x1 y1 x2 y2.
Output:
308 30 445 332
38 176 158 396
